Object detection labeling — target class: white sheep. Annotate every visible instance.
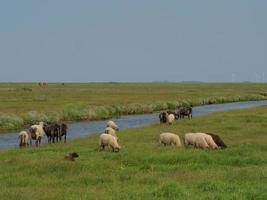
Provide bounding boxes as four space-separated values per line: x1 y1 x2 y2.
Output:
106 120 119 131
167 114 175 125
30 122 45 138
18 131 29 147
104 127 118 140
196 133 219 149
29 121 45 146
99 133 121 152
184 133 209 149
159 132 181 147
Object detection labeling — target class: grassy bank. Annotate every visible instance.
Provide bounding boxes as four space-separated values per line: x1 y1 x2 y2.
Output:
1 83 267 132
0 105 266 199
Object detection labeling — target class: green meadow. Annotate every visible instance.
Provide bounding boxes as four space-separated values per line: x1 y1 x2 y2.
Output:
0 106 266 200
1 82 267 132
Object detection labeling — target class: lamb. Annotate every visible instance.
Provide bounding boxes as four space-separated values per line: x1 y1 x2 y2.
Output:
106 120 119 131
184 133 209 149
64 152 79 161
18 131 29 147
159 132 181 147
99 133 121 152
167 114 175 125
104 127 118 140
206 133 227 149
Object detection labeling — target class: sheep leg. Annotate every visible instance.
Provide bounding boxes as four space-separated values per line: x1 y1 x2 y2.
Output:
64 134 66 143
99 144 105 151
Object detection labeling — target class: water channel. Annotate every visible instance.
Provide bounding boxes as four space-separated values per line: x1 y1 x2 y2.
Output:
1 100 267 149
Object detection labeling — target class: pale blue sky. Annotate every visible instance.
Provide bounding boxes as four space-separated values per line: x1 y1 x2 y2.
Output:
0 1 266 82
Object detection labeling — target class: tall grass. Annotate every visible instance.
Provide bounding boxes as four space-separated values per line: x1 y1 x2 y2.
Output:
0 83 267 132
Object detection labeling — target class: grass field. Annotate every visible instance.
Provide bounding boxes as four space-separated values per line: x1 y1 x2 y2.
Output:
1 82 267 132
0 106 266 199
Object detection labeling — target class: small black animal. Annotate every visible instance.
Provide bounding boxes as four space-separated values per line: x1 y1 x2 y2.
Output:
64 152 79 161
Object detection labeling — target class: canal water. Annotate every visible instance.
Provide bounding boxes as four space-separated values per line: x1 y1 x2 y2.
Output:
1 100 267 149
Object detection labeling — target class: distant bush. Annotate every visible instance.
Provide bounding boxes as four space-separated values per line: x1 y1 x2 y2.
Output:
0 113 24 130
0 93 265 131
23 111 51 125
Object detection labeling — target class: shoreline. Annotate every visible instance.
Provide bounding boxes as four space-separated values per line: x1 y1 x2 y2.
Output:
0 96 265 134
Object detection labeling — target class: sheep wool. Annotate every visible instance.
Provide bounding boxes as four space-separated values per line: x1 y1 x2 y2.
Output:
159 132 181 146
106 120 119 131
104 127 118 139
195 133 219 149
184 133 209 149
99 133 121 152
30 121 45 139
19 131 29 147
167 114 175 125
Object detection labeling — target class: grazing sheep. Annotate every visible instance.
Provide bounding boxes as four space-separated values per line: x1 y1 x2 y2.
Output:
64 152 79 161
159 132 181 147
196 133 219 149
99 133 121 152
106 120 119 131
184 133 209 149
167 114 175 125
104 127 118 140
18 131 29 147
206 133 227 149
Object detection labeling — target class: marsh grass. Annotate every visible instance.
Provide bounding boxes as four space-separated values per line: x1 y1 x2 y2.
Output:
1 83 267 131
0 106 267 199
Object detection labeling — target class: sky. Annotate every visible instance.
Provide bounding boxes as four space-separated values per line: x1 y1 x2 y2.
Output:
0 0 267 82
